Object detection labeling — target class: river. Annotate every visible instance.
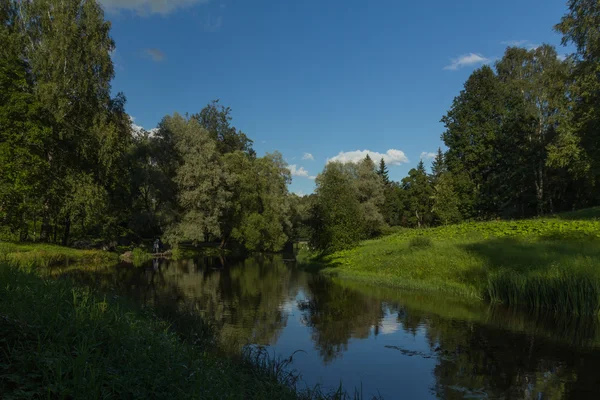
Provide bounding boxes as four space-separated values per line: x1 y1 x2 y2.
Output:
56 254 600 399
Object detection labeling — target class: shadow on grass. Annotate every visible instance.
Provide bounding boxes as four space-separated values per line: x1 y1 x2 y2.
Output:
463 233 600 315
295 250 344 274
554 206 600 221
464 234 600 274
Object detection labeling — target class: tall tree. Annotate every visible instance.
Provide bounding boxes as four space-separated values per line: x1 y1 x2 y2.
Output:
429 151 461 225
0 3 49 240
441 66 506 219
555 0 600 206
355 156 386 237
431 148 445 179
377 158 390 185
310 162 364 253
401 160 433 228
163 113 231 245
223 151 291 252
193 100 255 156
496 45 571 215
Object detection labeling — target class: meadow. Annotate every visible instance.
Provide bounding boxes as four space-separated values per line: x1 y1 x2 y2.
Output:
303 207 600 315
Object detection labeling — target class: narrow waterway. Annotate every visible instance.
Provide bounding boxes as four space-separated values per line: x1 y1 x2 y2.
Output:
56 255 600 399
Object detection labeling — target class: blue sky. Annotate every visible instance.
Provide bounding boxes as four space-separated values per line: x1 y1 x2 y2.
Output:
101 0 572 196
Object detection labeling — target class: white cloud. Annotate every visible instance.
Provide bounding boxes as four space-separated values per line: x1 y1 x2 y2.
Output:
309 176 316 180
420 152 436 161
292 190 306 197
99 0 209 16
288 165 310 178
144 48 165 62
130 116 158 137
302 152 314 161
501 40 540 50
327 149 409 166
501 40 528 47
444 53 490 71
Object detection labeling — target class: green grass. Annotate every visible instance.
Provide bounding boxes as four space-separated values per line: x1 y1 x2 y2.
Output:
300 207 600 315
0 242 118 269
0 259 375 399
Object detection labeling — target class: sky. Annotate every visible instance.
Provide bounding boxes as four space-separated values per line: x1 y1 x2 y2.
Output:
101 0 573 196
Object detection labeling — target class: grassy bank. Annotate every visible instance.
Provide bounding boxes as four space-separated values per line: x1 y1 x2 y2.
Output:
0 242 118 268
0 256 369 399
300 207 600 315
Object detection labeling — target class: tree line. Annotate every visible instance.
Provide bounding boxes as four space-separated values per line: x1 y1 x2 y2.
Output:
1 0 599 254
305 0 600 252
0 0 291 252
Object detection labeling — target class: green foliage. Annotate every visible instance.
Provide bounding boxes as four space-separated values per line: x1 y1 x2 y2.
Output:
310 162 364 253
224 152 292 252
376 158 389 185
162 113 231 244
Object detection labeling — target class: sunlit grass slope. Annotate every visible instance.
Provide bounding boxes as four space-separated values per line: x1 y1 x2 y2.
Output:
312 207 600 315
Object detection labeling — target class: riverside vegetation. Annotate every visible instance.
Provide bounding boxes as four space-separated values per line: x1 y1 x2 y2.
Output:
0 251 374 400
301 207 600 315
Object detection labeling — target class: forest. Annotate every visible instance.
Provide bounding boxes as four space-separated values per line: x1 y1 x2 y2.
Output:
1 0 600 255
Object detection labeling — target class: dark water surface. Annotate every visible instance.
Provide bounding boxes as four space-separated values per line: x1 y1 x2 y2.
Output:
57 255 600 399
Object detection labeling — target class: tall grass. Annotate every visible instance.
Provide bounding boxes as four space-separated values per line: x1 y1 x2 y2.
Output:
0 242 118 269
300 207 600 316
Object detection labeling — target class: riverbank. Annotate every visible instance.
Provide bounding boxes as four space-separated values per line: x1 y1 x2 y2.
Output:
299 207 600 315
0 258 367 399
0 242 119 268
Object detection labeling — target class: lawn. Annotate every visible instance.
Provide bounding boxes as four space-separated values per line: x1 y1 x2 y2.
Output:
306 207 600 315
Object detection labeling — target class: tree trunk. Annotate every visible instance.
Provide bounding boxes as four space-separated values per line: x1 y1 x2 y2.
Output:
62 215 71 246
220 236 228 249
40 210 51 242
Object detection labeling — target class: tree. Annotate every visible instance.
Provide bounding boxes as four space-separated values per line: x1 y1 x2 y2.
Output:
193 100 255 156
496 45 571 215
8 0 130 244
163 113 231 245
355 156 385 237
310 162 364 253
223 151 291 252
441 66 506 219
377 158 390 185
554 0 600 206
0 6 50 240
401 161 433 227
431 148 445 179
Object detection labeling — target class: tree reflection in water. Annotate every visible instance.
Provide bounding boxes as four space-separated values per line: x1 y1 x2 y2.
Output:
54 256 600 399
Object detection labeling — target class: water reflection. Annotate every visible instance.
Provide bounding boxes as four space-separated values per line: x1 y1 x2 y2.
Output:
54 256 600 399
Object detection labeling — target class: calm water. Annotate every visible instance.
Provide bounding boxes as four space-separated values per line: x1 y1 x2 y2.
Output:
57 255 600 399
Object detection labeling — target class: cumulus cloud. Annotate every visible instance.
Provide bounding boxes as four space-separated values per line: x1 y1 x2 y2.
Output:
420 152 436 161
288 165 310 178
302 153 314 161
444 53 490 71
99 0 209 16
327 149 409 166
144 48 165 62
